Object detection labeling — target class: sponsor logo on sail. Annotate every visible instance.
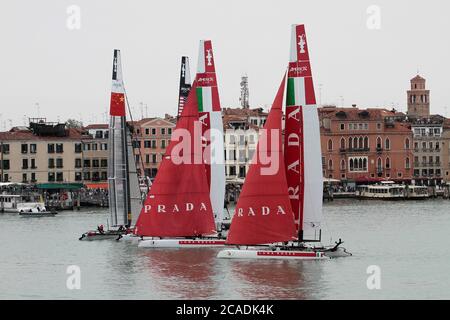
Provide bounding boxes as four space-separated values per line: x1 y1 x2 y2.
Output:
144 202 209 213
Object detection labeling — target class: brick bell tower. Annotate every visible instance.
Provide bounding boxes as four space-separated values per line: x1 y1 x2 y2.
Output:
407 74 430 118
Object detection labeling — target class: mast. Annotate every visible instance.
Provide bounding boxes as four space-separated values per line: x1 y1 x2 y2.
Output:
108 49 131 227
177 56 192 119
285 24 322 242
196 40 226 230
226 74 297 245
134 80 216 237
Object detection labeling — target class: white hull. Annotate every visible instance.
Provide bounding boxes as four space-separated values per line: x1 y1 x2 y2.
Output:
138 238 226 248
217 248 329 260
117 233 141 244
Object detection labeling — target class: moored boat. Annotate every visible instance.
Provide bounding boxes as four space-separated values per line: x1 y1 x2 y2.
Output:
356 181 406 200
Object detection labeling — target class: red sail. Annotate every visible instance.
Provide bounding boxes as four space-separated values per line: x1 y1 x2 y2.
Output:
134 80 216 237
226 75 297 245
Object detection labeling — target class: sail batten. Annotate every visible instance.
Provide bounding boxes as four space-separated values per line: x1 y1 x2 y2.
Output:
285 24 322 241
226 75 297 245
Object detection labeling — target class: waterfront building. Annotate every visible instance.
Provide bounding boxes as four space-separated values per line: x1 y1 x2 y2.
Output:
411 116 447 185
319 106 414 183
81 124 109 186
443 119 450 182
131 116 176 179
223 107 268 183
0 119 85 183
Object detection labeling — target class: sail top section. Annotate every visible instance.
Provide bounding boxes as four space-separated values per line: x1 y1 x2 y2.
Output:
110 49 126 116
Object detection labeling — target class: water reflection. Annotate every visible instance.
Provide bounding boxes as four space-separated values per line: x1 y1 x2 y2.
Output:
137 248 219 299
224 259 325 299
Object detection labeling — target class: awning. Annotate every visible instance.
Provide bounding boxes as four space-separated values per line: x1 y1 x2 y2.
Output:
84 183 108 189
36 183 84 190
323 177 340 183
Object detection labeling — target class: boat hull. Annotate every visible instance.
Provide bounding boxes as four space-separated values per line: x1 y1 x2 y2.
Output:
138 238 226 248
19 211 57 217
217 248 329 260
79 231 123 241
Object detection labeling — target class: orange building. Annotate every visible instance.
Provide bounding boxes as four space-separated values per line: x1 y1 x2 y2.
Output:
131 117 176 179
319 106 414 183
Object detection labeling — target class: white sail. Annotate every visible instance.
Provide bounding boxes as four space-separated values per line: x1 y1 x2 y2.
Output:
126 129 143 225
108 49 130 227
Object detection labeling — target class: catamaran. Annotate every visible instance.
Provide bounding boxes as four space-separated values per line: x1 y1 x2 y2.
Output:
218 24 351 260
135 79 225 248
135 41 227 248
80 49 142 241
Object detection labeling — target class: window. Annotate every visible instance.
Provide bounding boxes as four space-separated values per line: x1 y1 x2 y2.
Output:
31 173 36 182
48 172 55 182
92 143 98 151
161 140 166 148
340 159 346 170
145 154 150 164
229 150 236 160
248 149 255 162
151 128 156 135
358 137 363 149
436 156 440 165
83 172 91 180
349 123 353 130
75 143 82 153
1 160 10 170
56 143 63 153
348 137 353 149
75 158 82 168
92 159 99 168
83 159 91 168
144 140 151 148
48 158 55 168
30 144 37 153
364 136 369 149
385 138 390 150
101 172 108 181
340 138 345 150
31 159 36 169
328 159 333 170
75 172 82 181
377 158 383 172
405 138 410 149
22 159 28 169
83 143 91 151
22 173 27 183
386 157 391 169
101 159 107 167
56 158 63 168
377 123 381 130
145 128 150 135
56 172 63 182
1 144 10 154
151 140 157 149
376 137 382 149
161 128 166 135
104 131 109 139
239 135 245 146
435 142 440 150
405 157 410 169
239 150 246 162
168 128 172 135
229 166 236 176
152 154 157 163
229 135 236 144
95 131 103 139
327 139 333 151
340 123 345 130
21 144 28 154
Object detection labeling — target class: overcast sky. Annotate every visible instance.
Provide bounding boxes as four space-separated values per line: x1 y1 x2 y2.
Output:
0 0 449 128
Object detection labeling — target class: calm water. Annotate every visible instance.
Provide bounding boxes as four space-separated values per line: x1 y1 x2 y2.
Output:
1 199 450 299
